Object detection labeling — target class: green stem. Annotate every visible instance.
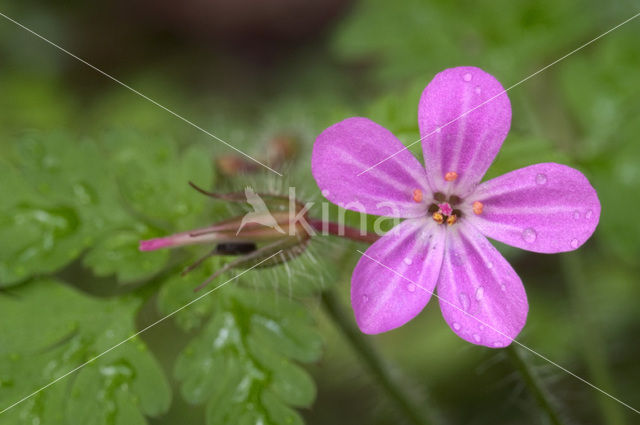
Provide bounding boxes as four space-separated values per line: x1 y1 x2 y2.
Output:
562 253 626 425
321 289 441 425
505 344 565 425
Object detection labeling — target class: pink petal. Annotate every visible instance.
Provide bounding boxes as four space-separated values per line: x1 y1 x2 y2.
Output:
418 67 511 195
312 117 429 218
466 163 601 253
438 223 528 348
351 218 446 334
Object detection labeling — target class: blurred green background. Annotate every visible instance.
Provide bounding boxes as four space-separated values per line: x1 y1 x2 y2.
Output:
1 0 639 424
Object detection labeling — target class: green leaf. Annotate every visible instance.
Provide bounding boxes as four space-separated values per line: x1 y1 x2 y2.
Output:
0 128 215 285
82 225 170 284
483 134 573 181
559 33 640 158
102 130 214 230
0 280 171 425
0 131 125 286
331 0 590 84
173 286 321 425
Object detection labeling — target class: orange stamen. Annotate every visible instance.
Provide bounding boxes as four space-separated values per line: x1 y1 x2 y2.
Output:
446 214 458 226
412 188 423 203
472 201 484 215
432 212 444 224
444 171 458 182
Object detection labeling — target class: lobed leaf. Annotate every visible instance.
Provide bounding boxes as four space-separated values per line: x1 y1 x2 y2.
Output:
0 279 171 425
172 286 322 425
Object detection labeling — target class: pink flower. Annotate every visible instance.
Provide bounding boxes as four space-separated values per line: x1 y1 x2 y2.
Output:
311 67 600 347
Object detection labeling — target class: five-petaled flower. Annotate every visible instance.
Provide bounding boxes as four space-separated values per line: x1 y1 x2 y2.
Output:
311 67 601 347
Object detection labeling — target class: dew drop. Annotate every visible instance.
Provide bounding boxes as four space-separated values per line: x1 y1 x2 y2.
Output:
535 173 547 185
585 209 593 219
407 283 416 293
403 257 413 265
500 284 507 292
362 295 369 303
570 238 579 249
474 86 482 94
475 286 484 301
463 73 472 82
487 261 493 269
573 210 580 220
321 189 330 197
453 322 461 331
521 227 537 243
458 293 470 311
492 342 503 348
473 334 481 343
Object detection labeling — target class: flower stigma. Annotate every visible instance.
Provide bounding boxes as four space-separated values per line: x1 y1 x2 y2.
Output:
428 192 463 226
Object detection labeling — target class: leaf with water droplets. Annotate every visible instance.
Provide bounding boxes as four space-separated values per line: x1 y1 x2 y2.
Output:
0 280 171 425
172 286 321 425
103 131 214 230
82 226 170 284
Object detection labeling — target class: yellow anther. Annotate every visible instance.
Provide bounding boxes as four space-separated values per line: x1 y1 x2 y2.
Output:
472 201 484 215
446 214 458 226
444 171 458 182
412 188 423 203
432 212 444 224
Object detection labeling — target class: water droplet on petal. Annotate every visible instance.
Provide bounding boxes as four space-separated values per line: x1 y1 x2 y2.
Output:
473 334 481 343
500 283 507 292
451 251 464 266
493 342 503 348
407 283 416 292
362 295 369 303
458 293 470 311
474 86 482 94
453 322 461 331
463 73 472 82
321 189 330 197
487 261 493 269
522 228 537 243
475 286 484 301
585 209 593 219
535 173 547 185
570 238 579 248
573 210 580 220
403 257 413 265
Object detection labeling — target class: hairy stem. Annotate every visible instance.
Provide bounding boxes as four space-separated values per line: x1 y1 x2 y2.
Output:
321 289 441 425
562 253 626 425
308 219 381 244
505 344 565 425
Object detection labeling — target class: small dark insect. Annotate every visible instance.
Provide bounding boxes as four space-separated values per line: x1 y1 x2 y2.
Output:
215 242 257 255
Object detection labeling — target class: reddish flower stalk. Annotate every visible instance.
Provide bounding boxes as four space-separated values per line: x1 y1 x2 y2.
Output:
308 219 380 244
